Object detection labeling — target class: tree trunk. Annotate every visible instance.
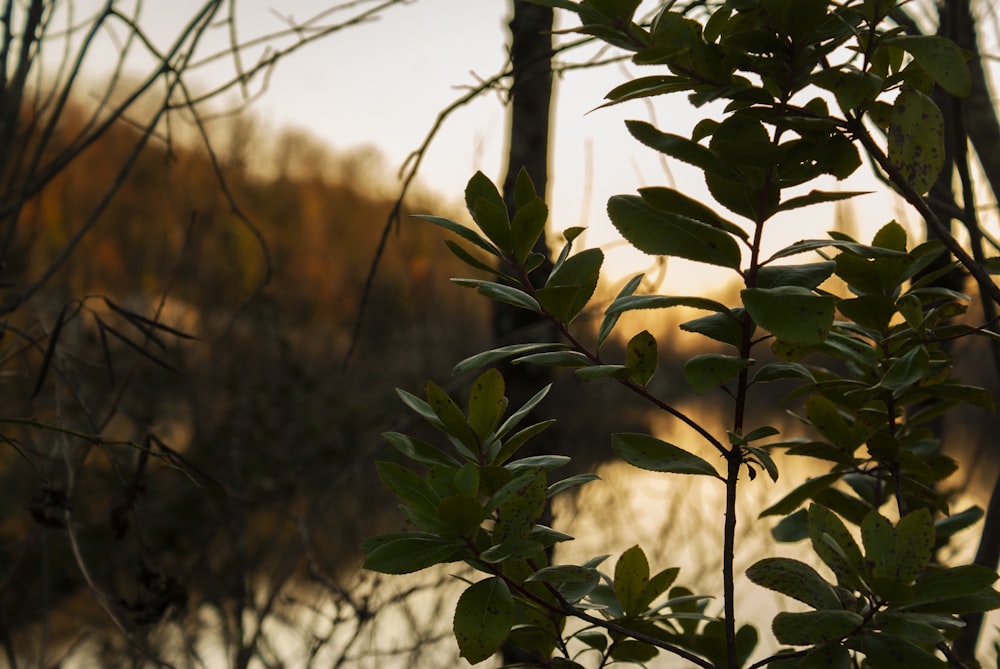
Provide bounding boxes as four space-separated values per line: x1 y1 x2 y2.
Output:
497 2 555 665
494 0 555 401
926 1 1000 662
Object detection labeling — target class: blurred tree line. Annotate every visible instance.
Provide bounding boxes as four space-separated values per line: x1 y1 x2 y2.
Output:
2 91 503 664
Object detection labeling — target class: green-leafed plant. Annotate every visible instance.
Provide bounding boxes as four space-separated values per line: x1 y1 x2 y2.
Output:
363 1 1000 666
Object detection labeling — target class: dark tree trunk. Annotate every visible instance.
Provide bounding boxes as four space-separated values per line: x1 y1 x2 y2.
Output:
497 2 556 665
493 0 555 403
921 0 1000 662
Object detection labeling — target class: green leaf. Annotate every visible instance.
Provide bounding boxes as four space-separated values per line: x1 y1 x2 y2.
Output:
612 433 720 477
765 238 906 263
362 533 464 574
383 431 459 467
625 120 741 180
683 353 753 393
776 190 870 213
604 75 692 105
506 454 570 473
454 577 515 664
761 0 828 40
548 473 600 497
873 611 945 644
812 67 885 111
452 279 541 312
495 383 552 438
376 461 439 513
444 240 502 276
808 504 867 590
464 172 510 246
598 274 644 348
862 511 898 581
527 564 598 584
610 640 659 663
895 508 935 583
746 557 842 610
742 286 835 344
530 524 574 547
772 610 865 645
756 262 835 290
473 196 512 252
488 470 548 541
845 631 947 669
415 215 502 257
513 165 536 209
615 545 651 617
797 643 851 669
452 343 567 376
438 494 487 534
741 426 780 443
468 369 505 440
760 472 841 517
511 197 549 264
772 509 809 542
426 381 479 447
606 294 729 316
479 538 545 563
744 444 779 482
575 364 632 380
753 361 815 383
881 345 930 394
904 565 999 608
513 351 593 367
608 195 742 269
888 88 945 195
884 35 971 97
540 248 603 322
396 388 446 430
926 384 995 411
637 566 680 613
626 330 657 386
680 309 745 348
935 506 984 543
639 186 748 239
805 394 863 451
838 294 897 332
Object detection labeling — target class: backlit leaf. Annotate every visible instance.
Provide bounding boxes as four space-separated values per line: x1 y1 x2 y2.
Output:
453 343 567 376
845 631 947 669
541 248 603 322
598 274 645 348
455 577 515 664
615 545 651 617
608 195 742 269
742 286 835 344
607 294 729 316
363 533 464 574
468 369 505 440
772 610 864 645
884 35 971 97
888 88 945 195
680 310 745 348
684 354 753 393
626 330 658 386
511 197 549 264
747 557 841 610
612 433 720 477
756 262 835 290
452 278 540 312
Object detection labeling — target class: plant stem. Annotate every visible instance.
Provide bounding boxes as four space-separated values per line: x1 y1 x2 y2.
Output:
723 450 741 668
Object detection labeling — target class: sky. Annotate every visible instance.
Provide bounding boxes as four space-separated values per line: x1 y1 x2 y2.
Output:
56 0 910 292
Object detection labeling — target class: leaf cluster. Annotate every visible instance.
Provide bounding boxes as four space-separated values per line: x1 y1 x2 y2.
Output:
364 1 1000 666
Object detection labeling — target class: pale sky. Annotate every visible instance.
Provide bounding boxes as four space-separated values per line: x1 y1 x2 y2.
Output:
60 0 909 292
